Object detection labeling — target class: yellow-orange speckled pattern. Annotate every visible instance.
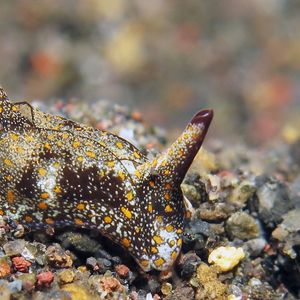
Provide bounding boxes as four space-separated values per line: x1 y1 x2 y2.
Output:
0 88 213 271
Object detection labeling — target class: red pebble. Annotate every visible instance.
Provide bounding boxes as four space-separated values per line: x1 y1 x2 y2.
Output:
37 271 54 287
115 264 130 278
12 257 31 272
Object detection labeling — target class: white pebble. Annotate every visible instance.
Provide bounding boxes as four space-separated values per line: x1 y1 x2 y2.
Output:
208 246 245 272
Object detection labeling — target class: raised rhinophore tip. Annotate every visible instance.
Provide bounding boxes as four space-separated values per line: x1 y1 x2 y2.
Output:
151 108 213 184
190 109 213 128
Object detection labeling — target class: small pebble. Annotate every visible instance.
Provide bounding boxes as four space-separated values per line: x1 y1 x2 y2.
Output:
226 211 261 240
61 283 93 300
3 240 25 256
12 257 31 272
244 238 266 257
229 180 256 206
46 244 73 268
37 271 54 287
177 252 201 279
0 282 11 300
115 264 130 278
7 280 22 293
86 257 99 271
208 246 245 272
0 258 11 278
99 276 124 293
161 282 172 296
59 269 75 284
148 278 160 294
164 285 195 300
18 273 36 291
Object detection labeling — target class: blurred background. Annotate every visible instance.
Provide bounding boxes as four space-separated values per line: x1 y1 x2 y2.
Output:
0 0 300 145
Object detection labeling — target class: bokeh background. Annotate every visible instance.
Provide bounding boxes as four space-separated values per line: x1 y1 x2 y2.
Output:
1 0 300 144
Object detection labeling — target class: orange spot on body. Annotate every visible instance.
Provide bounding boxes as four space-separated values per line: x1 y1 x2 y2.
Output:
165 205 173 213
25 216 33 222
75 218 84 226
121 207 132 219
53 186 61 193
53 162 60 168
165 183 172 190
118 170 125 180
116 142 123 149
168 240 175 247
7 191 14 203
133 151 141 159
12 105 18 112
171 251 178 261
104 216 112 224
122 238 131 248
151 246 158 254
62 133 69 139
107 161 115 167
4 159 13 166
154 257 165 268
153 235 164 245
164 170 171 175
86 151 96 158
126 191 134 201
177 238 182 247
45 218 54 225
148 204 153 213
38 168 47 176
44 143 51 150
135 170 141 178
76 203 85 210
149 181 155 187
41 192 49 199
166 224 174 232
140 260 149 268
38 202 48 210
73 141 81 148
156 215 163 223
10 133 19 141
164 193 171 201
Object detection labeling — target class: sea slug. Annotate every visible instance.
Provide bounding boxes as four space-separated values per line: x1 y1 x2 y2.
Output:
0 88 213 271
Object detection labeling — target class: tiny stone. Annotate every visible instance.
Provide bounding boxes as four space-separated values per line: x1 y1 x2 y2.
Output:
12 257 31 272
229 180 256 206
164 285 195 300
37 271 54 287
61 283 93 300
0 283 11 300
115 264 130 278
244 238 266 257
7 280 22 293
46 243 73 268
86 257 98 270
161 282 172 296
3 240 26 256
148 278 160 294
0 258 11 278
59 269 75 284
208 246 245 272
18 273 36 291
226 211 261 240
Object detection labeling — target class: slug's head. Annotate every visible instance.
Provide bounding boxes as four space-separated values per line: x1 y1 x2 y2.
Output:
135 109 213 271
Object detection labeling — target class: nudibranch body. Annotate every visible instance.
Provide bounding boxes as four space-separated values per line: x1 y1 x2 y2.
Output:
0 88 213 271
